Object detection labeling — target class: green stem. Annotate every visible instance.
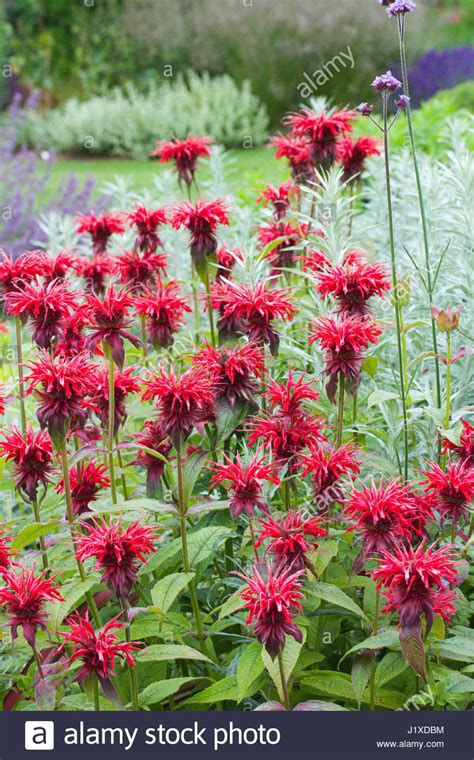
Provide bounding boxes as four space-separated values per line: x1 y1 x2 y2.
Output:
115 434 129 500
352 389 358 443
32 498 49 572
278 649 291 711
15 316 27 435
336 375 345 447
93 676 100 711
383 94 409 481
139 315 148 359
108 354 118 505
121 598 139 711
369 586 381 712
397 17 441 416
444 331 451 433
282 479 291 511
32 645 44 680
204 264 216 347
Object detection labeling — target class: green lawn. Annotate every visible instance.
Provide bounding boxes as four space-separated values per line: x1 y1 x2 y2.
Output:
50 148 289 205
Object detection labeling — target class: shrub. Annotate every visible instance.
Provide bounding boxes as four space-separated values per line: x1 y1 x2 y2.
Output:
23 73 269 158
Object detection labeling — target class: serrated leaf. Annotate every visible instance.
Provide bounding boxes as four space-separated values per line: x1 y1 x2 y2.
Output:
150 572 194 615
139 677 199 706
237 641 265 702
12 521 59 549
367 390 399 408
351 654 372 708
375 651 407 687
311 540 338 577
309 582 368 622
400 625 426 681
182 449 209 503
341 629 399 662
216 593 244 621
438 637 474 663
215 399 247 442
46 579 96 630
186 526 232 566
184 675 238 705
262 633 305 703
92 497 176 515
137 644 212 664
302 671 404 708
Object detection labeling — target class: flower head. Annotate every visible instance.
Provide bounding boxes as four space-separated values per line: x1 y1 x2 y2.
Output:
268 133 314 183
56 460 109 516
238 563 304 658
0 528 13 574
336 136 381 182
257 221 306 275
151 135 213 188
4 280 78 349
77 517 156 598
420 460 474 529
431 306 462 333
171 199 230 269
373 542 460 632
215 245 242 282
54 303 90 357
193 342 263 411
257 181 298 220
126 205 168 253
210 282 247 342
249 413 327 471
142 368 215 449
84 285 141 368
76 255 115 296
76 211 125 256
0 565 62 646
135 282 191 350
256 510 327 571
372 71 402 92
115 249 167 292
132 420 171 497
283 108 355 168
0 249 45 295
0 425 53 500
43 249 81 282
441 419 474 466
265 372 320 419
299 443 361 511
61 612 139 684
90 365 141 435
211 452 280 519
357 103 374 117
396 94 411 109
386 0 416 16
316 252 391 316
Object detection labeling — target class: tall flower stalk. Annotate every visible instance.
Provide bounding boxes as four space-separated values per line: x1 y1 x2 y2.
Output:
107 352 118 505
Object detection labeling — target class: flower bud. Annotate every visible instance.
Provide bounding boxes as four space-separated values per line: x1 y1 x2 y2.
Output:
431 306 462 333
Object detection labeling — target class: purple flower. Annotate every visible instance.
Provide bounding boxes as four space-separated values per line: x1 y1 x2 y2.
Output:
357 103 374 116
372 71 402 92
387 0 416 15
396 94 410 109
395 47 474 108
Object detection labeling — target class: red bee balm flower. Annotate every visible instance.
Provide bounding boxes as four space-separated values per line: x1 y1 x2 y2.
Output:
193 342 263 412
171 198 230 274
256 510 327 571
0 425 53 501
0 249 45 295
257 221 306 276
420 460 474 529
142 369 214 449
43 249 81 282
61 612 139 686
249 413 327 472
85 285 141 369
76 211 125 257
257 181 299 220
316 252 391 316
127 205 168 253
211 452 280 519
56 460 110 516
90 365 141 435
115 249 167 292
265 372 320 419
310 315 382 403
217 281 296 357
268 134 314 184
238 563 304 658
0 565 62 646
135 282 191 350
132 420 172 498
441 419 474 466
216 245 242 282
25 351 98 447
0 528 13 574
77 517 156 598
284 108 355 169
76 255 115 296
151 134 213 188
4 280 79 349
344 479 420 559
373 543 460 633
336 136 381 182
299 443 361 512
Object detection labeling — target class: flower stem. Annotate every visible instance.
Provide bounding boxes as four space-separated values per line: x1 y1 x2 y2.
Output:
32 498 49 572
336 376 345 447
352 389 358 444
15 316 27 435
108 354 118 505
32 645 44 680
382 94 409 481
115 434 129 500
277 649 291 710
93 676 100 711
369 586 381 712
397 16 441 416
204 264 216 347
139 315 148 359
120 598 139 711
442 332 452 471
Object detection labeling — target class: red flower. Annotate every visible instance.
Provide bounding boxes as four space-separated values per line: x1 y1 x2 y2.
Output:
256 510 327 571
56 460 109 516
344 479 420 560
336 136 381 182
90 365 141 435
135 282 191 350
249 413 327 471
0 425 53 501
210 282 247 342
216 245 242 282
316 252 391 316
268 134 314 183
151 134 213 188
217 281 296 357
132 420 171 498
211 452 280 519
4 280 78 349
76 255 115 296
142 368 215 449
126 205 168 253
76 211 125 256
441 419 474 466
25 351 98 447
84 285 141 368
193 342 263 411
171 199 230 271
300 247 330 274
61 612 139 684
0 528 13 574
257 221 306 276
310 315 382 403
257 181 299 220
299 443 361 511
373 542 460 632
0 249 45 295
115 249 168 292
284 108 355 168
42 249 81 282
0 565 62 646
265 372 320 419
77 516 156 598
238 563 304 658
54 304 90 357
420 460 474 529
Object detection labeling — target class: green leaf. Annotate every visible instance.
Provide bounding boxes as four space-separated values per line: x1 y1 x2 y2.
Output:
184 675 238 705
361 356 379 379
310 540 338 577
400 625 426 681
302 671 404 709
137 644 212 664
216 593 244 621
262 633 305 703
340 629 399 662
439 672 474 696
139 677 199 707
375 652 407 688
367 390 399 408
237 641 265 702
309 582 368 622
351 654 372 708
12 521 59 549
93 497 176 515
186 526 232 566
182 449 209 503
438 637 474 663
46 579 96 630
150 572 194 615
215 399 247 442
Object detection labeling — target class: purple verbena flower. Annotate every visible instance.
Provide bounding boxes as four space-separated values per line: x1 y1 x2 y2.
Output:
372 71 402 92
357 103 374 116
396 95 411 109
387 0 416 16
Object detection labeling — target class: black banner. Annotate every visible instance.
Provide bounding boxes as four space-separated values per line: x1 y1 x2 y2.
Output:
1 711 472 759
